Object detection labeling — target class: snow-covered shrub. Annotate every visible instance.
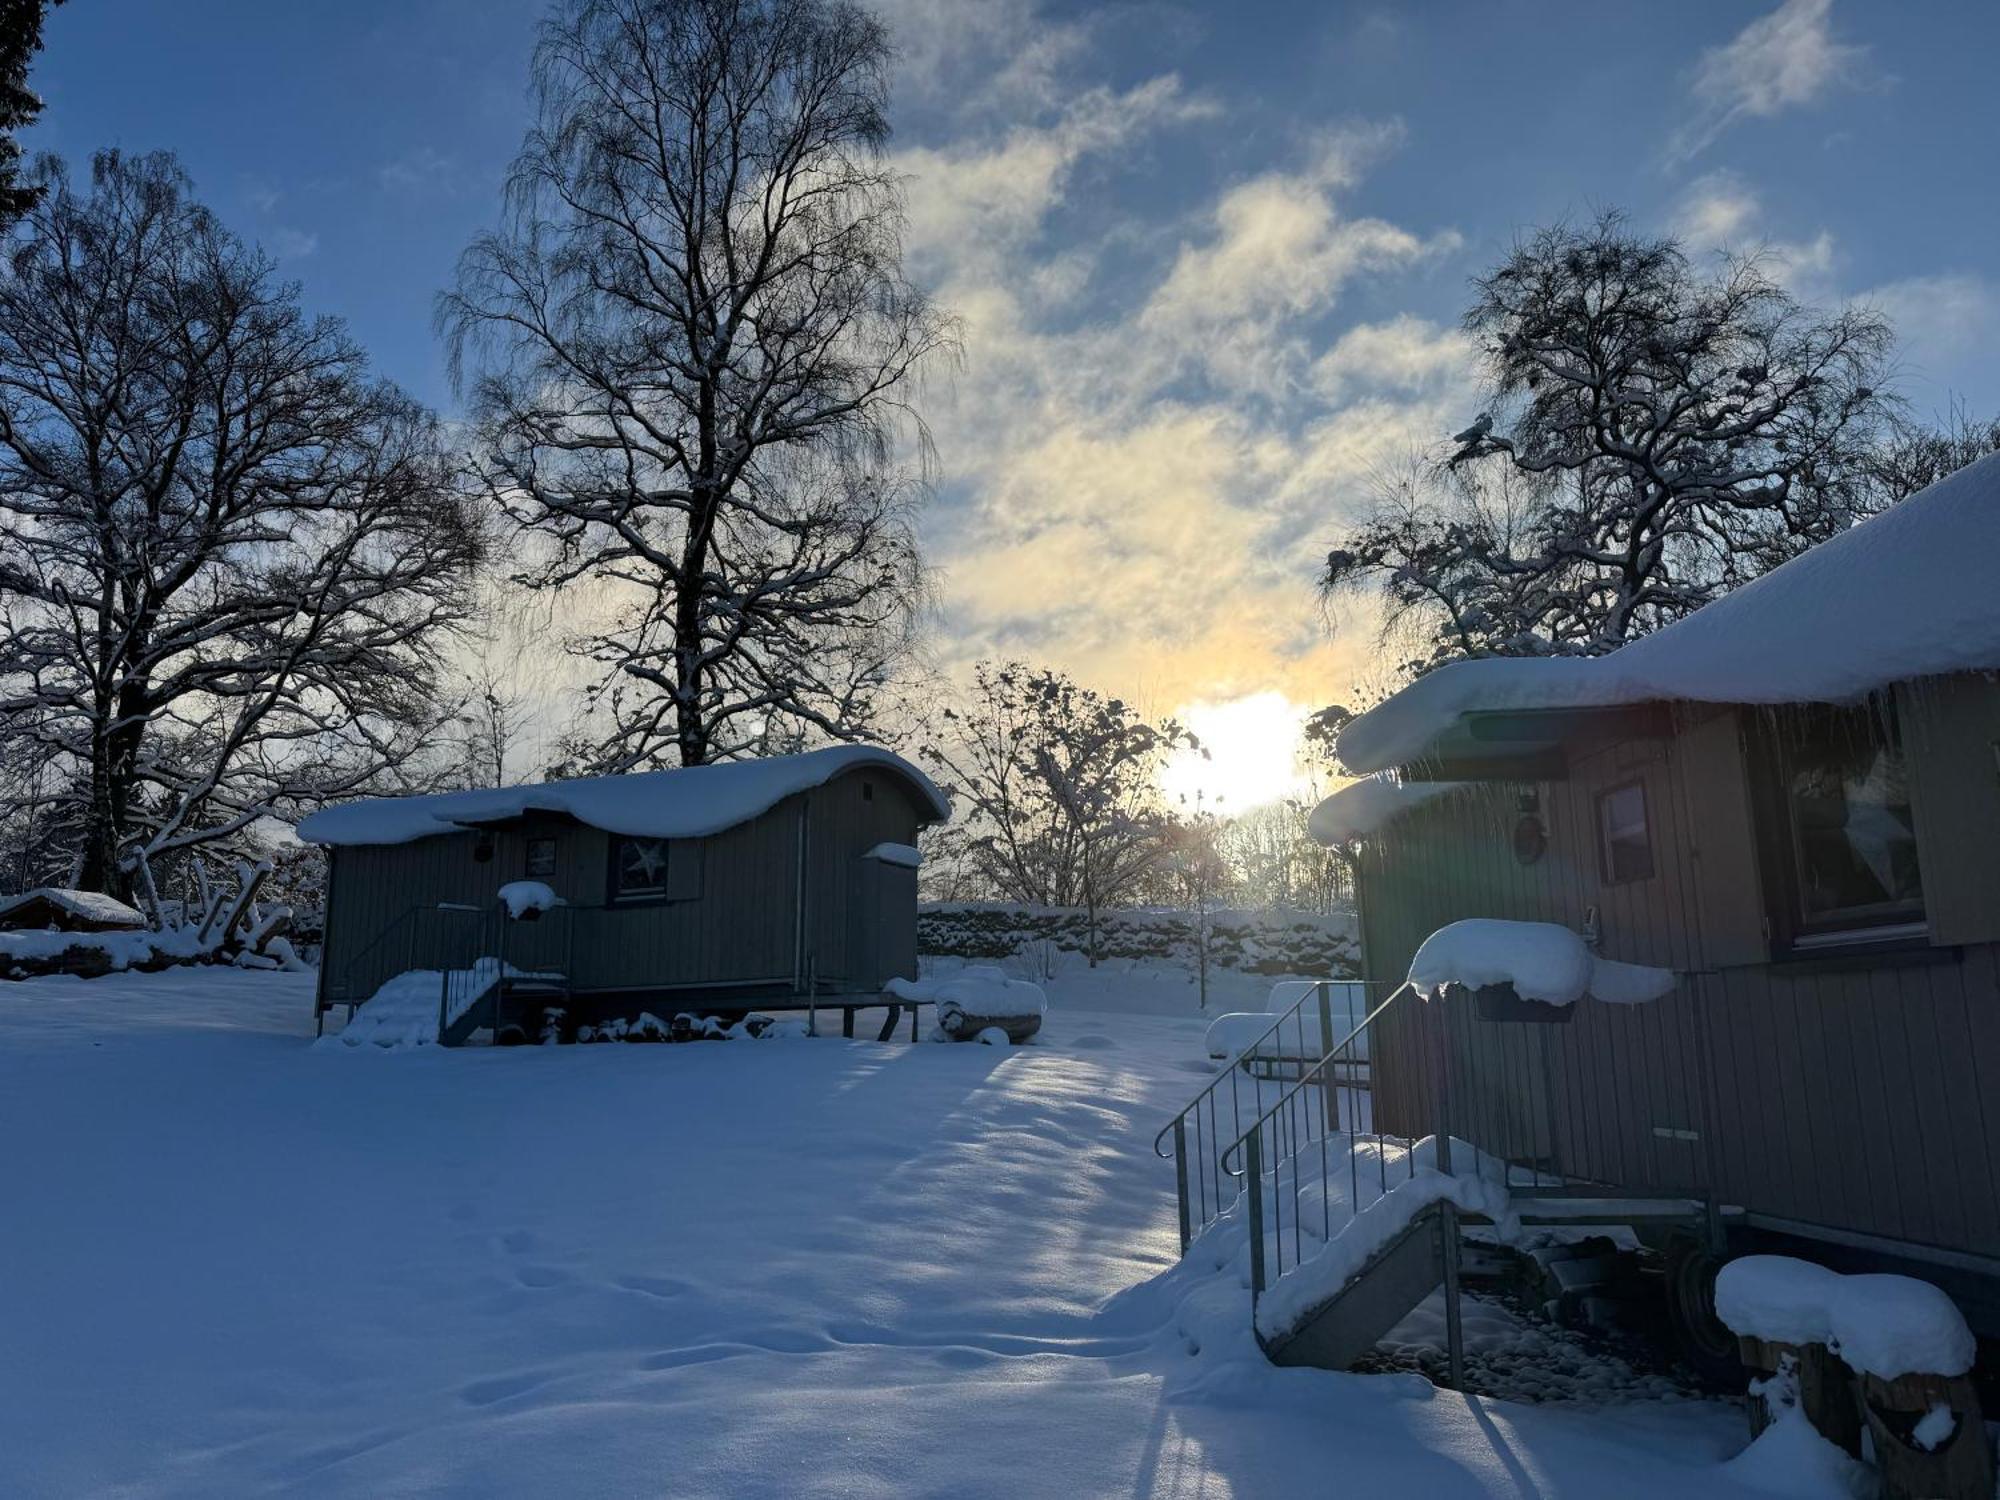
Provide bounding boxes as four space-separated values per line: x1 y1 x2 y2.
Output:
918 904 1358 979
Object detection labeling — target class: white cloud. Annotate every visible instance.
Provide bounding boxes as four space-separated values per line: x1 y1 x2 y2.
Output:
379 146 459 195
1671 0 1869 161
1859 273 2000 400
1138 127 1461 397
1671 169 1837 295
267 227 319 261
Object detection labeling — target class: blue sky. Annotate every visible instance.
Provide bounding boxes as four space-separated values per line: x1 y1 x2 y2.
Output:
29 0 2000 784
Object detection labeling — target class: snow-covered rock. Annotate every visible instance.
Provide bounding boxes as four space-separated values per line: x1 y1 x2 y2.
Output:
1715 1255 1975 1380
497 881 560 919
1407 919 1676 1007
1336 451 2000 774
296 744 948 847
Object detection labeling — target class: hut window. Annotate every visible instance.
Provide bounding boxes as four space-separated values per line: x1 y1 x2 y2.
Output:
862 780 874 802
1596 782 1653 884
611 837 669 902
525 838 557 878
1761 701 1925 942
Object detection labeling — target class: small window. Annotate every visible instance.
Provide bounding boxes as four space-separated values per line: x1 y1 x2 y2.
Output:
1765 702 1925 942
861 780 874 802
525 837 557 878
611 836 669 902
1597 781 1653 883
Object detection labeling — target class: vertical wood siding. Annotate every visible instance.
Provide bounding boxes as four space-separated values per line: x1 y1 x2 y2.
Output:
320 767 933 1006
1357 695 2000 1259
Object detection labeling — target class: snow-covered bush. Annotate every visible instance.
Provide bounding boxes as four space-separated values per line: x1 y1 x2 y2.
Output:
918 904 1358 979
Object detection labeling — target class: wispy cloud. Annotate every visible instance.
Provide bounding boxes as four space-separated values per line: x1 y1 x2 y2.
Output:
892 20 1472 714
378 145 459 195
1670 0 1869 162
267 226 319 261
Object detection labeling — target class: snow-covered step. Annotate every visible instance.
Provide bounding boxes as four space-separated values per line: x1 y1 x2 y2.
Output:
1261 1204 1447 1371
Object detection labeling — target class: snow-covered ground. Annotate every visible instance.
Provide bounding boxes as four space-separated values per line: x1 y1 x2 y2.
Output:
1 960 1782 1499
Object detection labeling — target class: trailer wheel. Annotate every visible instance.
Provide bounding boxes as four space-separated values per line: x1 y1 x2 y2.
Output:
1664 1237 1744 1388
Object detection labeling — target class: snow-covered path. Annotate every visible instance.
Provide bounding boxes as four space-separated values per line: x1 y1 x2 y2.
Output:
2 968 1776 1498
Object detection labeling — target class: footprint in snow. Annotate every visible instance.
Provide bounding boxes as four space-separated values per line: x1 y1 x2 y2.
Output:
497 1229 536 1255
514 1264 570 1289
1067 1033 1117 1050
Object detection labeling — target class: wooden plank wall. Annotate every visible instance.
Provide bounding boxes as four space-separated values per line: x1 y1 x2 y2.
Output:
1357 704 2000 1258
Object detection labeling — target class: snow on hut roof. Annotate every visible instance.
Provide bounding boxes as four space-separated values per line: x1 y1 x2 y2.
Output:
1306 775 1457 845
0 887 148 931
296 745 950 848
1336 451 2000 775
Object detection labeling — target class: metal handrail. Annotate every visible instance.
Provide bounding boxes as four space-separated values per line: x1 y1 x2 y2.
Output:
1219 981 1416 1179
1152 977 1402 1253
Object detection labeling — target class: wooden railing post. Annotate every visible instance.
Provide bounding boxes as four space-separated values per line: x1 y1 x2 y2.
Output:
1317 980 1337 1134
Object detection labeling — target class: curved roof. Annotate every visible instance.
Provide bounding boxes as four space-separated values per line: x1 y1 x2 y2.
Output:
1306 775 1457 846
297 745 950 848
1337 451 2000 774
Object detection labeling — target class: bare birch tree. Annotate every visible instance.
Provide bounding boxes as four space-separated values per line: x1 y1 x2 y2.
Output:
0 152 481 897
443 0 953 769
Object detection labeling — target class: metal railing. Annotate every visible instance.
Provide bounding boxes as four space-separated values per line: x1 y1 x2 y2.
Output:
1152 978 1401 1253
319 901 578 1042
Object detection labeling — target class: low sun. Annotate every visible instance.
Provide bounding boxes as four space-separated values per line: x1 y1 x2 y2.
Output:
1159 691 1310 815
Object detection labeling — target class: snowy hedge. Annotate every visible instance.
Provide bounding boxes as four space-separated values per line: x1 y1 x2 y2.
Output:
917 904 1359 978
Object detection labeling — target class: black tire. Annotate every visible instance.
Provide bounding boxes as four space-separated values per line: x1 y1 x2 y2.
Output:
1664 1237 1746 1389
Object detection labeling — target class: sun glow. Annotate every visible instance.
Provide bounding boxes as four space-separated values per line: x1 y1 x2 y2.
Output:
1159 691 1311 815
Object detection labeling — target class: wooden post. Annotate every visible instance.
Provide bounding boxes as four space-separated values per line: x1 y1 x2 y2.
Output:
1861 1370 1993 1500
1738 1336 1862 1458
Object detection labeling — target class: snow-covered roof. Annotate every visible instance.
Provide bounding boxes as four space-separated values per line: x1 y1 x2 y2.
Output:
0 887 147 930
1306 775 1458 846
296 746 950 848
1336 452 2000 775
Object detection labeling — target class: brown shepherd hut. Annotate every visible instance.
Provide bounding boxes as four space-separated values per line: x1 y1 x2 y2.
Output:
302 745 948 1045
1305 449 2000 1366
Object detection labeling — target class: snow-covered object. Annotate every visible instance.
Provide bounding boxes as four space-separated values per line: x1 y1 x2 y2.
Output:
1205 1007 1370 1063
497 881 560 919
1828 1274 1976 1381
0 923 207 971
1253 1133 1514 1342
0 887 147 931
327 958 534 1048
296 745 949 847
1714 1255 1841 1347
1407 919 1676 1007
888 966 1048 1039
1336 451 2000 773
974 1026 1011 1047
1714 1256 1975 1380
863 842 922 868
1305 776 1455 845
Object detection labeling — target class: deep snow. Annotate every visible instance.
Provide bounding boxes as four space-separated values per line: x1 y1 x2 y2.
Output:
1 958 1785 1499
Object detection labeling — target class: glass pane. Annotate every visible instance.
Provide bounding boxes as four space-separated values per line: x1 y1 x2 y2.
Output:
617 838 668 896
1781 707 1923 926
1599 783 1652 882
